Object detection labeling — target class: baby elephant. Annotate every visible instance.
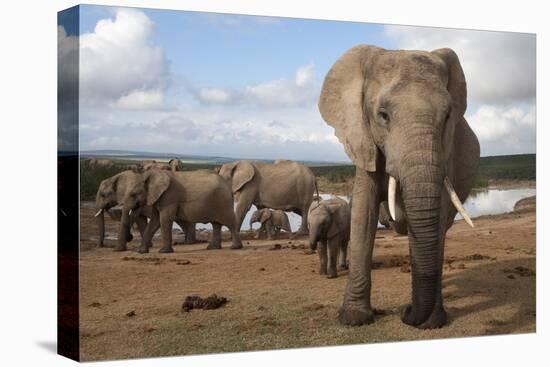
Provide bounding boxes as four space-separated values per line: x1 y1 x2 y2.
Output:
308 197 351 278
249 208 291 239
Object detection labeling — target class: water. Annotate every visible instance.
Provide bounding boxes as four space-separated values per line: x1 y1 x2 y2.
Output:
459 187 535 220
172 187 535 231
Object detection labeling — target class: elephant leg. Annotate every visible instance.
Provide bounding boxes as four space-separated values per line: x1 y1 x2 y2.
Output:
135 215 148 241
139 210 159 253
318 240 328 275
227 219 243 250
207 223 222 250
158 210 174 253
339 241 349 270
338 169 381 326
254 225 262 239
265 221 274 240
327 237 339 279
114 215 130 252
296 205 310 235
235 191 254 231
184 222 197 244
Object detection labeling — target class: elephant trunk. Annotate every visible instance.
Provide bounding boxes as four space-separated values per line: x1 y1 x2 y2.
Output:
96 208 105 247
308 222 321 250
118 206 132 250
398 130 444 326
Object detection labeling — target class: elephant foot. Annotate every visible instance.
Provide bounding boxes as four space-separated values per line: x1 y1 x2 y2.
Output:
409 304 448 329
230 242 243 250
97 243 104 248
400 304 447 328
137 246 149 254
206 242 222 250
327 271 338 279
295 228 309 236
158 246 174 253
338 304 375 326
113 245 127 252
400 304 418 326
338 263 349 270
319 267 327 275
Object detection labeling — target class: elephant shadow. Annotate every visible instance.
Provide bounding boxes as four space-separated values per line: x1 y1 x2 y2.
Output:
441 257 536 335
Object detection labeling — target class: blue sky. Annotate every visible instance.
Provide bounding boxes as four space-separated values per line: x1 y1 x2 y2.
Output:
58 5 536 161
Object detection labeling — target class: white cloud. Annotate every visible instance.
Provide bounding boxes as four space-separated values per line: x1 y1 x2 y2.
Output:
195 63 318 108
198 88 234 104
295 64 315 86
113 89 164 110
384 26 535 105
79 8 171 109
467 104 536 155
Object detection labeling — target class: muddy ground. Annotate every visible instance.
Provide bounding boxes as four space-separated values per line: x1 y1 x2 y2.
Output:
78 200 536 361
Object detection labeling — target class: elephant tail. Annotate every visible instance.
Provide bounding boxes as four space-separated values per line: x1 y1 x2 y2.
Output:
314 178 321 205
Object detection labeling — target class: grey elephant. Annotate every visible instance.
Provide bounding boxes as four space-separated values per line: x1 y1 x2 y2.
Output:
94 170 196 251
121 169 243 253
218 159 318 235
168 159 184 172
319 45 479 328
249 208 292 239
84 158 113 168
308 198 350 279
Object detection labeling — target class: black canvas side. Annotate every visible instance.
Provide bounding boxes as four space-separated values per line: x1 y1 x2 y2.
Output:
57 5 80 362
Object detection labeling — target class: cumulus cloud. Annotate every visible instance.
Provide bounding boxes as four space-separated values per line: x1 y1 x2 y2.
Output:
194 63 319 108
79 8 171 109
113 89 164 110
467 104 536 155
198 88 235 104
384 25 536 105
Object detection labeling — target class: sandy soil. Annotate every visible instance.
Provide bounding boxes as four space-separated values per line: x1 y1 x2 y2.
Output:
78 201 536 361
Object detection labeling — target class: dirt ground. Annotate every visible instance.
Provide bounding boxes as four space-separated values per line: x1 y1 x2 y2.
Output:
78 200 536 361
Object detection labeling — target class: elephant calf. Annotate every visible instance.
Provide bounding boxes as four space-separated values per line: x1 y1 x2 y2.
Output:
308 198 351 278
249 208 292 239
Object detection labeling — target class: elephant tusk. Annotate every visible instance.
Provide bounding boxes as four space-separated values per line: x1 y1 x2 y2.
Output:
444 177 474 228
94 209 103 217
129 209 133 216
388 176 397 221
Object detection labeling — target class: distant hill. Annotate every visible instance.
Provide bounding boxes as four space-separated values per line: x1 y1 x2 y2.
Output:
80 150 349 166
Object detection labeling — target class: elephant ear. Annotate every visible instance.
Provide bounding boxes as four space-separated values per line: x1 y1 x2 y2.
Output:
431 48 467 162
144 170 170 206
259 209 272 224
319 45 381 172
231 161 255 193
431 48 467 117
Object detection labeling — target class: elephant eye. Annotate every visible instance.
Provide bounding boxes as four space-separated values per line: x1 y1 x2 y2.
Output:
377 108 390 125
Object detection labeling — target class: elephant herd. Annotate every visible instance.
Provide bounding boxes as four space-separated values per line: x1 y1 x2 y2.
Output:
93 159 335 256
91 44 481 329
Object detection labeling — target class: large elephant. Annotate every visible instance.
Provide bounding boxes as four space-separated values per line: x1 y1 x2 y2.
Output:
94 170 196 251
308 197 350 279
121 169 243 253
319 45 479 328
249 208 292 239
218 159 318 235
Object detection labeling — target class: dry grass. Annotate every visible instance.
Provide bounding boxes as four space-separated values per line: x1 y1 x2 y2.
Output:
79 204 536 361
